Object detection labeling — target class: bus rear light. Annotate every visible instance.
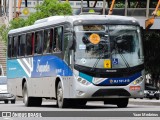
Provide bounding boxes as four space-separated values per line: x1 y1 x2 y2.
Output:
130 86 141 91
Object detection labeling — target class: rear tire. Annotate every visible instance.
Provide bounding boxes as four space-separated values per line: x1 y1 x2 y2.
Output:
23 82 42 106
11 100 16 104
117 98 129 108
56 81 69 108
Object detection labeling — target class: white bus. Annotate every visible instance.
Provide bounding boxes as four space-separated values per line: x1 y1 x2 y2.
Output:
7 15 144 108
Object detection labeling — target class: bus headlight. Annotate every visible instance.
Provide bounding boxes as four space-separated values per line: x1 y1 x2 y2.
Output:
77 77 91 86
133 76 143 85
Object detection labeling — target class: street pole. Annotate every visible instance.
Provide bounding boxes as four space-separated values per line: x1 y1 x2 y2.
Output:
37 0 39 12
14 0 16 18
9 0 13 21
37 0 39 5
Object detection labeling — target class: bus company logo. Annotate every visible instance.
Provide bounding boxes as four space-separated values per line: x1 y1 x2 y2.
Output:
109 79 114 84
36 60 50 73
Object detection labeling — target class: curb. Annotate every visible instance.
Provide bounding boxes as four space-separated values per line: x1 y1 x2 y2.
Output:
129 98 160 106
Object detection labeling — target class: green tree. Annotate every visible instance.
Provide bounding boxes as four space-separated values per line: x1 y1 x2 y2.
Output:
143 30 160 87
0 0 72 43
25 0 72 25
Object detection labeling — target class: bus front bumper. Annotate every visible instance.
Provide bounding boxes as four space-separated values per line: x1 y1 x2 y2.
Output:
69 81 144 99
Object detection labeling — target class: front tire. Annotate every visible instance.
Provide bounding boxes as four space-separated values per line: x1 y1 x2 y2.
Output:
117 98 129 108
23 82 42 106
56 81 69 108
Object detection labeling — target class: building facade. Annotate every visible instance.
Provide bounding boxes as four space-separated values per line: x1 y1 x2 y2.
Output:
0 0 106 18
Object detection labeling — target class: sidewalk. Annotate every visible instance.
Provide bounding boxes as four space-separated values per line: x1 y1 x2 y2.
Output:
129 98 160 106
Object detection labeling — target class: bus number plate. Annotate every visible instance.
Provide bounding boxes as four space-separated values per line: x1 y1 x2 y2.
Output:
129 86 141 91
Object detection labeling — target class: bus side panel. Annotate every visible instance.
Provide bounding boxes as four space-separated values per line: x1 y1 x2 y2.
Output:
7 59 29 96
28 77 56 97
7 78 17 95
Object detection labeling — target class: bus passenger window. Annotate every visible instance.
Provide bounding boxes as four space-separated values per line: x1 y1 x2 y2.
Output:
19 34 26 56
12 36 18 57
43 29 53 53
8 37 12 58
35 31 43 54
54 27 63 52
26 33 33 55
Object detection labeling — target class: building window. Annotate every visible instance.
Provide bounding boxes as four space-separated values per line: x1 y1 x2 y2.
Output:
76 3 81 6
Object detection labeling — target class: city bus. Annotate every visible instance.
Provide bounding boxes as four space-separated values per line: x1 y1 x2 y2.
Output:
7 15 144 108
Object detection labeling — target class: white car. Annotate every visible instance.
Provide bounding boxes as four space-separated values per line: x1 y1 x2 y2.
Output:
0 76 16 104
0 65 16 104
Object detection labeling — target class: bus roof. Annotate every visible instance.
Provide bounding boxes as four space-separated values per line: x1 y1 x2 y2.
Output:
8 15 139 35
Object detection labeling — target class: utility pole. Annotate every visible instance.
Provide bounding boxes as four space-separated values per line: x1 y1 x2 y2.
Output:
9 0 13 21
0 0 2 16
37 0 39 5
14 0 16 18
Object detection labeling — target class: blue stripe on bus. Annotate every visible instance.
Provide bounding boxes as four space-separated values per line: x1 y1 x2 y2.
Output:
7 59 29 79
79 72 141 85
99 72 141 85
79 72 93 83
7 55 73 79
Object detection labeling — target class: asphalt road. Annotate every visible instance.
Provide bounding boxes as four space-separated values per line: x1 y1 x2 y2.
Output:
0 98 160 120
0 98 160 111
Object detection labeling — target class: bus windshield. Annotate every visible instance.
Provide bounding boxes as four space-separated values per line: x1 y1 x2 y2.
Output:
74 25 143 69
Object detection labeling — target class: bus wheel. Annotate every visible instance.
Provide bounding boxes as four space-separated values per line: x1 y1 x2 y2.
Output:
23 82 31 106
56 81 68 108
117 98 128 108
23 82 42 107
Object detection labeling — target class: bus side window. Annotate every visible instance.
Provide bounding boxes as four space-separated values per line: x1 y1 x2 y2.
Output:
53 27 63 52
26 33 33 55
19 34 26 56
35 31 43 54
12 36 18 57
43 29 53 53
8 37 12 58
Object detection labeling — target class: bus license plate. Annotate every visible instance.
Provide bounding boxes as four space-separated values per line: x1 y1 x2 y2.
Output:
130 86 141 91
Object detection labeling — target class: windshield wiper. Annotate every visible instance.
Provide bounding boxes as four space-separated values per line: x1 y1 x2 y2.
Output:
114 42 131 70
90 54 102 72
90 45 109 71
